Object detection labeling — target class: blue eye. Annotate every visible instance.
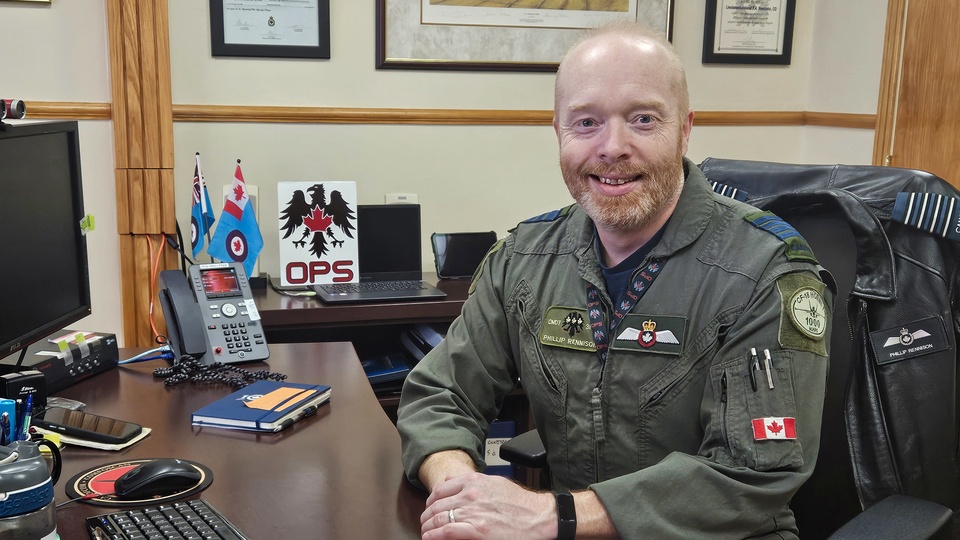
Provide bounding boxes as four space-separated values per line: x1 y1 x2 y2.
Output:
637 115 654 124
579 119 596 128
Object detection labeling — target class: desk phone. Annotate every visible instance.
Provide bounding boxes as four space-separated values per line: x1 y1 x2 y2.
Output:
158 263 269 364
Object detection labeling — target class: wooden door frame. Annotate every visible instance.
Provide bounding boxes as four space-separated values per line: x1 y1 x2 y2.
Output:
107 0 178 347
872 0 907 166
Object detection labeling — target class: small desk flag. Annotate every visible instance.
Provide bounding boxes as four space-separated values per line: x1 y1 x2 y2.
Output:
190 153 216 258
207 160 264 277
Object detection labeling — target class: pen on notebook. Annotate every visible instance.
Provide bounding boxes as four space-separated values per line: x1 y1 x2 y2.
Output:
275 405 319 432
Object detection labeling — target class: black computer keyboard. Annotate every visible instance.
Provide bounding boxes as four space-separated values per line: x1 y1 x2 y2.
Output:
86 499 247 540
320 280 426 293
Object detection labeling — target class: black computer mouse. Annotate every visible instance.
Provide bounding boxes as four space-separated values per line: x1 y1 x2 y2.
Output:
114 458 202 499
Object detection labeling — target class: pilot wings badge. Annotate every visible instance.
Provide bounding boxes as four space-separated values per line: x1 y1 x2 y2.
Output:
884 327 932 348
612 315 686 355
616 320 680 349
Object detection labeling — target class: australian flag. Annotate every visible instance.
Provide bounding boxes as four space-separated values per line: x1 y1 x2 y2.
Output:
190 153 216 258
207 160 264 277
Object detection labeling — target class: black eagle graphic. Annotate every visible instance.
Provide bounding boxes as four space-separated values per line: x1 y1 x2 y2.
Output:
279 184 356 258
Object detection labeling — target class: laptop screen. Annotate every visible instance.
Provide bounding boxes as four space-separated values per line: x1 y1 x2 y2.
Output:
357 204 422 281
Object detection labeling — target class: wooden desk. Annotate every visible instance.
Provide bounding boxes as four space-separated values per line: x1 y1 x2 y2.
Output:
53 342 426 539
252 274 469 347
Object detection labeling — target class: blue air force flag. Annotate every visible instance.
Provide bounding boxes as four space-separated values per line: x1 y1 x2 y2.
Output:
207 161 264 277
190 153 216 258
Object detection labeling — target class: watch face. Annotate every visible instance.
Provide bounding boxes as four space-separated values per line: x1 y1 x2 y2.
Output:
789 287 827 339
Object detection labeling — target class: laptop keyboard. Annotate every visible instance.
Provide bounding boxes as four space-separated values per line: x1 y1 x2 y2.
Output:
320 280 427 293
86 499 247 539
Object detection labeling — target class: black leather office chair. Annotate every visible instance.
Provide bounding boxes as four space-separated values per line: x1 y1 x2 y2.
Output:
501 159 960 539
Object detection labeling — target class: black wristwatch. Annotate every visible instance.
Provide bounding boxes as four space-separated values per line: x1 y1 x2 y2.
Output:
555 490 577 540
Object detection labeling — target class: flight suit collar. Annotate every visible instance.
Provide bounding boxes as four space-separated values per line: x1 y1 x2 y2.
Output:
650 158 715 259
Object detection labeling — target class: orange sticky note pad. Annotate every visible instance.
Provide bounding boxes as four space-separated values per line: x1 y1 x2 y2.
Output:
244 387 316 412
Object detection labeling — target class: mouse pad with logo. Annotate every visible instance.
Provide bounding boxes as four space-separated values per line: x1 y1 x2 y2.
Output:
64 458 213 507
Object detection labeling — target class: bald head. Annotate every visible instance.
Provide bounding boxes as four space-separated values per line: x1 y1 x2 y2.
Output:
555 22 690 120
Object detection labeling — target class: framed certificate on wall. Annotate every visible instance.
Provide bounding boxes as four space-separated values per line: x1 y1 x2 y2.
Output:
210 0 331 59
702 0 795 65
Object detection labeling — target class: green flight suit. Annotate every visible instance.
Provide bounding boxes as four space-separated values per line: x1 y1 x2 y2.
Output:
398 159 832 539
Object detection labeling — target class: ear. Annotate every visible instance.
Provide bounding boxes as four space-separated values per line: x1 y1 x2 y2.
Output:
680 109 694 155
553 116 560 139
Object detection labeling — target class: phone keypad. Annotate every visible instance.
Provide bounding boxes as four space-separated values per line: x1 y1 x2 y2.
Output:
218 323 265 354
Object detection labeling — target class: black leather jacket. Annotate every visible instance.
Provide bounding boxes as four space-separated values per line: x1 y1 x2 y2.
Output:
698 158 960 519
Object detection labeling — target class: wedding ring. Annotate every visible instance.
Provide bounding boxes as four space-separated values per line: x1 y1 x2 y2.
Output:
448 508 456 524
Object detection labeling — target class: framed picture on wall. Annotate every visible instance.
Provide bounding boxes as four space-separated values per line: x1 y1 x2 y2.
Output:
376 0 674 72
209 0 330 59
702 0 795 65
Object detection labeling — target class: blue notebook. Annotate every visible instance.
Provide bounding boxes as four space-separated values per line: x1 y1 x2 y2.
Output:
191 380 331 433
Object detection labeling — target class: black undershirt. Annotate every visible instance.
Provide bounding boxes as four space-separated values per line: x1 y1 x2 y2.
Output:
596 226 666 307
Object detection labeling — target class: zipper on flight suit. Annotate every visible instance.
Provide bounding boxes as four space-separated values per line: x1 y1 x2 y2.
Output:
720 372 729 449
590 289 613 483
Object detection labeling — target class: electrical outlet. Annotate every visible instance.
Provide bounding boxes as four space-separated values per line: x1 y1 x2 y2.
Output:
385 193 419 204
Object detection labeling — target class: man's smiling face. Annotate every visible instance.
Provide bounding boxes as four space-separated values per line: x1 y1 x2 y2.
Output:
554 33 692 233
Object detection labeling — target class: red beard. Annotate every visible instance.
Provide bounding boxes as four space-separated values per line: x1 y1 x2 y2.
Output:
561 141 685 232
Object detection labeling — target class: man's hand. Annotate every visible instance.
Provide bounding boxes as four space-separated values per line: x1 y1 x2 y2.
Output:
420 472 556 540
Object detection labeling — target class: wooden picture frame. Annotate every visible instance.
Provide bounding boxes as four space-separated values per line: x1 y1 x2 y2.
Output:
376 0 674 72
210 0 330 60
702 0 795 65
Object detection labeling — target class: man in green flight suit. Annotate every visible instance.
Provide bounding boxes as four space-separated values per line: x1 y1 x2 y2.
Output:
397 20 832 540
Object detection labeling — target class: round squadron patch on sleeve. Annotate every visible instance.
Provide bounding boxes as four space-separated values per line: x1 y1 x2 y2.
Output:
777 273 829 356
789 287 828 340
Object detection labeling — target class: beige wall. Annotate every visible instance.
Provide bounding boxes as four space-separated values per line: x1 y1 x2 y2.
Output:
0 0 887 345
0 1 119 344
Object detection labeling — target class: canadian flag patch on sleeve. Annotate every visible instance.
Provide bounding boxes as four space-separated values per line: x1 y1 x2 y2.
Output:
752 417 797 440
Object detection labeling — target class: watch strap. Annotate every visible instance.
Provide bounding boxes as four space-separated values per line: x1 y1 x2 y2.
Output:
555 490 576 540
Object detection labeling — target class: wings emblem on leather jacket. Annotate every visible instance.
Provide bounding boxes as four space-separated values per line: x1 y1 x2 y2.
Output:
883 327 932 348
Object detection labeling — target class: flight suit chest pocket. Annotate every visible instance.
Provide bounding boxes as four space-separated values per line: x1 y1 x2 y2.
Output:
714 350 804 471
514 287 568 401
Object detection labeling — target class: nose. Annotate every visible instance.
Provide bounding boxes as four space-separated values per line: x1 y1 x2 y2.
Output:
597 121 632 162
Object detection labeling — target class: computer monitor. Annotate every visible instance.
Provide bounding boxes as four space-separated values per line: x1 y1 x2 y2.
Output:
0 121 92 360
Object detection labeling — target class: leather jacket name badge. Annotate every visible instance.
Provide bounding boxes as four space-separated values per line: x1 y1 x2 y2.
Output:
540 306 597 352
869 315 949 365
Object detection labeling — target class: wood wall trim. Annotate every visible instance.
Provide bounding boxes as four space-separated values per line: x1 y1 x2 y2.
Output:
170 105 873 128
25 101 112 120
172 104 554 125
803 112 876 130
23 102 876 129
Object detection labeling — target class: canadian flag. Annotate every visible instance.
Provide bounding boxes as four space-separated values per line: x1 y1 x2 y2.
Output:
752 417 797 440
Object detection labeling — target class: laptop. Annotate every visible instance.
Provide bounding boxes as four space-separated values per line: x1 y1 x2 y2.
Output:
313 204 448 303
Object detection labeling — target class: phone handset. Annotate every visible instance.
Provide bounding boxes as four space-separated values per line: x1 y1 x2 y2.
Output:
158 269 209 360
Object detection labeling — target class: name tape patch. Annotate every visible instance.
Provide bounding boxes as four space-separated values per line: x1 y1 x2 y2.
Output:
869 315 949 365
540 306 597 352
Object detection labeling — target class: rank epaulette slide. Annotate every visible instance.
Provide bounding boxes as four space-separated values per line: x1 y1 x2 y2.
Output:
891 192 960 242
744 211 818 263
522 204 574 224
708 179 750 202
